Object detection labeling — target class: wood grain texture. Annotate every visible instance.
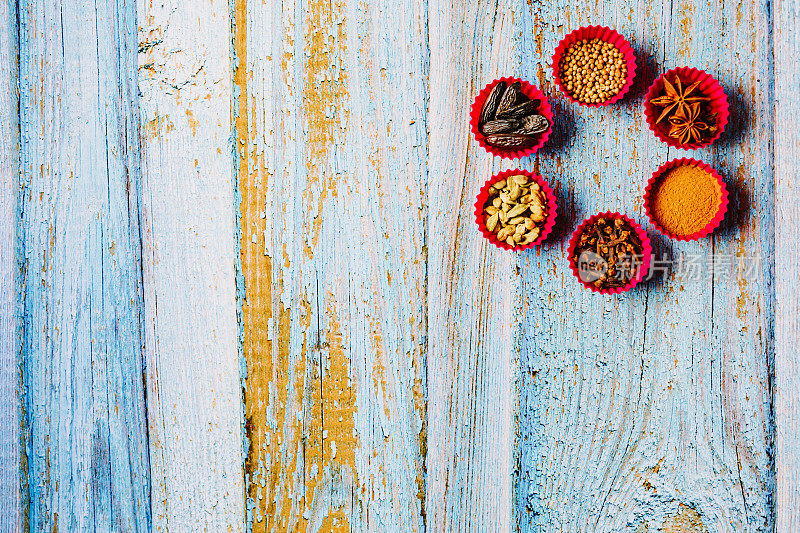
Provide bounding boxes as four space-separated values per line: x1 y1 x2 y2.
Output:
235 0 427 530
775 0 799 529
137 0 245 530
426 1 522 531
0 0 21 530
17 0 150 530
517 1 774 531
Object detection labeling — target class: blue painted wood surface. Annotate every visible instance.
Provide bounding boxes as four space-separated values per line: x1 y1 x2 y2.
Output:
427 0 521 530
234 0 428 529
137 0 245 529
0 0 21 530
517 1 774 530
0 0 795 531
16 0 149 530
774 0 800 530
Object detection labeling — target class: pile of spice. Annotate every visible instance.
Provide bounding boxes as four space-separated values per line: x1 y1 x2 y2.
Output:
558 38 627 104
478 81 550 149
648 164 722 236
649 75 718 145
483 174 549 247
572 217 644 289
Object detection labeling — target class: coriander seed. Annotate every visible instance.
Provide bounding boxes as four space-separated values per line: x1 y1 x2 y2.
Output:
558 38 627 104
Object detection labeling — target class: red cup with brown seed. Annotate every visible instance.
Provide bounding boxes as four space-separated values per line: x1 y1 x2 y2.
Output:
567 212 652 294
470 77 553 159
475 169 558 251
644 67 729 149
552 26 637 107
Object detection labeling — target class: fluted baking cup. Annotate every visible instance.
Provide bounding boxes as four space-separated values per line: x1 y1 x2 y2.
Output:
644 67 729 149
567 212 652 294
551 26 637 107
475 169 558 251
470 77 553 159
644 158 728 241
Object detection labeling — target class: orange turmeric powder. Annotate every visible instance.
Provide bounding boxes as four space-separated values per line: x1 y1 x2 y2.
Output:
650 165 721 236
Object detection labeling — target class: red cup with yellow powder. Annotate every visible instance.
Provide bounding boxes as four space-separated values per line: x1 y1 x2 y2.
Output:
644 158 729 241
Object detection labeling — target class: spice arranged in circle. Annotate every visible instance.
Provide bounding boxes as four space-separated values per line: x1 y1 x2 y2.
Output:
644 158 728 240
569 214 648 292
557 38 627 104
483 174 549 248
649 76 716 145
644 67 729 149
477 81 550 150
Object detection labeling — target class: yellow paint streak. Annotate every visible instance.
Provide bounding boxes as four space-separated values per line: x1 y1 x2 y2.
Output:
412 354 426 519
290 0 357 520
369 316 392 423
186 108 198 136
533 14 543 56
323 295 358 470
303 0 348 253
736 1 743 28
678 0 696 58
295 295 359 529
233 0 357 527
735 163 750 320
320 508 350 533
661 504 707 532
236 0 357 523
234 4 282 532
284 304 307 531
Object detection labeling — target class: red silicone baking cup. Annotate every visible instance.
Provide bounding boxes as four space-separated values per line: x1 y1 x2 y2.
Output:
644 67 729 149
567 212 652 294
551 26 637 107
643 158 729 241
474 169 558 251
470 77 553 159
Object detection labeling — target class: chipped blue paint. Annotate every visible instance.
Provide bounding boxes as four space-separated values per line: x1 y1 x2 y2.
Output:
427 0 521 530
0 0 22 530
774 0 800 529
137 0 244 528
17 0 149 530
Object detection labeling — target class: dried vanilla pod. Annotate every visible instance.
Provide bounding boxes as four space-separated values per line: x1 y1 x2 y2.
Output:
484 134 537 148
479 81 506 127
477 80 550 150
496 100 539 120
481 119 520 135
515 115 550 135
482 174 549 249
496 81 522 115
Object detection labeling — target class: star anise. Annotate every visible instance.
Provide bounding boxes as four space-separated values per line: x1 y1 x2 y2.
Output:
650 75 711 124
667 102 717 145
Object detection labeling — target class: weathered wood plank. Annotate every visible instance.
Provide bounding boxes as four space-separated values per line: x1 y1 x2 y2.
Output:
0 0 21 530
775 0 800 529
137 0 245 530
235 0 428 529
517 1 774 531
427 1 522 531
18 0 150 530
